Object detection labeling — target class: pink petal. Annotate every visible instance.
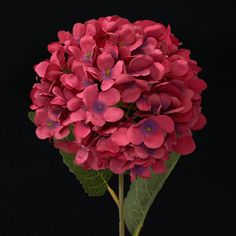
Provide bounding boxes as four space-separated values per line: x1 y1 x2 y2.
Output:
129 55 153 72
97 52 114 71
134 146 149 159
85 23 96 36
57 31 72 43
152 160 166 174
111 128 129 146
103 107 124 122
67 97 81 111
121 85 142 103
101 79 115 91
72 23 84 39
74 146 89 165
74 121 91 140
82 85 98 108
104 40 119 58
89 113 105 127
144 24 165 38
136 96 151 111
118 25 135 44
150 62 165 80
130 69 150 77
47 42 63 53
155 115 174 133
115 74 134 84
191 114 207 130
80 35 96 53
96 138 120 153
99 88 120 106
34 109 48 126
127 127 144 145
151 147 166 159
36 125 53 139
171 60 189 77
54 126 70 140
173 136 196 155
54 141 78 154
60 74 80 90
144 132 164 148
111 60 123 79
34 61 49 77
109 158 126 174
140 167 151 179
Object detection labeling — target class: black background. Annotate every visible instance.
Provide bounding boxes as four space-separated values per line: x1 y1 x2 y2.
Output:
0 0 235 235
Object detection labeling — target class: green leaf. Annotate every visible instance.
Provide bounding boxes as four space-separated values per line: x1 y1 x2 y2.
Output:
124 153 180 236
28 111 35 123
60 151 113 196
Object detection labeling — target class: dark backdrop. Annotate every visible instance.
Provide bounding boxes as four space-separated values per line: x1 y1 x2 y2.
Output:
0 0 235 235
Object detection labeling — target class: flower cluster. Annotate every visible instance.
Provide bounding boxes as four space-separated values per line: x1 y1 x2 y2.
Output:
30 16 207 180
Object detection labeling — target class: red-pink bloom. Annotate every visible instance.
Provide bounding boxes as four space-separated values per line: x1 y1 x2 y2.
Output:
30 16 207 180
95 52 123 91
82 85 124 126
127 115 174 148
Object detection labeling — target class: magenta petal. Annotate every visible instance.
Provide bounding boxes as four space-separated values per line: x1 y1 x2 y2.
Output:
99 88 120 106
97 52 114 71
174 136 196 155
136 96 151 111
74 146 89 165
111 60 123 79
121 85 142 103
72 23 84 39
144 24 165 38
109 158 126 174
34 61 49 77
60 74 80 90
54 141 78 154
36 125 53 139
74 121 91 139
129 55 153 72
140 168 151 179
80 35 96 53
134 146 149 159
144 132 164 148
96 138 120 153
111 128 129 146
155 115 174 133
115 74 134 84
150 62 165 81
127 127 144 145
54 126 70 140
67 97 81 111
83 85 98 108
101 79 115 91
191 114 207 130
103 107 124 122
152 160 166 174
171 60 189 77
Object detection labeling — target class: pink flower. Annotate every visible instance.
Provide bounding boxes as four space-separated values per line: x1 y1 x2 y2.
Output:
127 115 174 148
82 85 124 126
34 107 69 140
95 52 123 91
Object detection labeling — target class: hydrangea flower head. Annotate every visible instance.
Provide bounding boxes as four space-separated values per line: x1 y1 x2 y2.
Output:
30 16 207 180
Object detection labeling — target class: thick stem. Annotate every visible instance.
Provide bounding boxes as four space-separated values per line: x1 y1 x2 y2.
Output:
119 174 125 236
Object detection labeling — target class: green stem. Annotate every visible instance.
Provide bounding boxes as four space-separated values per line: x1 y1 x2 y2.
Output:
119 174 125 236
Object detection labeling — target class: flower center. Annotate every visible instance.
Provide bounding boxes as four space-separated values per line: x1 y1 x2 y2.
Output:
141 120 157 135
93 101 106 114
105 69 110 77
